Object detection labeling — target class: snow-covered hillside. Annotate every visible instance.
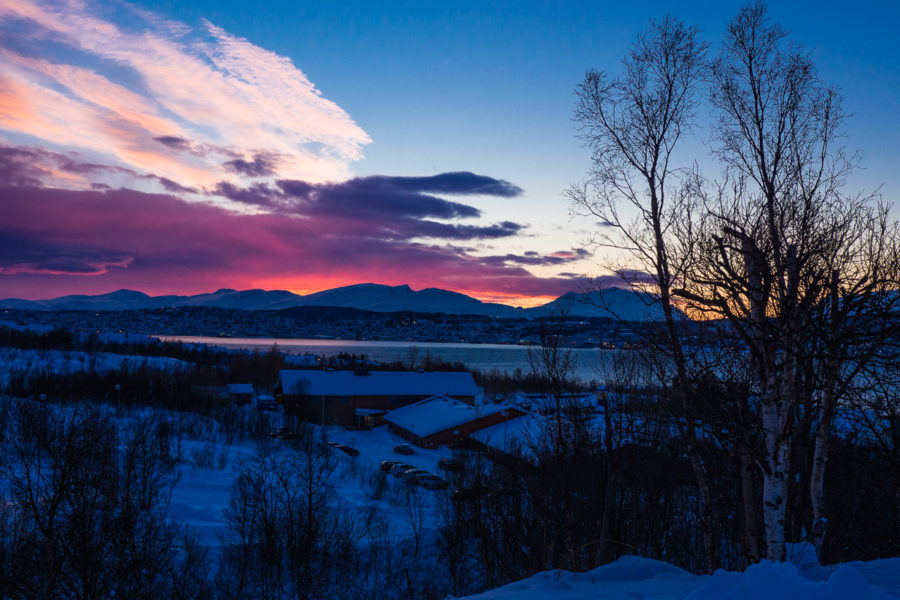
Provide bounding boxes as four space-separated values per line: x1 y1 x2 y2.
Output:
460 554 900 600
0 347 188 386
527 288 684 321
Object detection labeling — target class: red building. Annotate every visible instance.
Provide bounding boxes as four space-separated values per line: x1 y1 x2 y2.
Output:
383 395 528 448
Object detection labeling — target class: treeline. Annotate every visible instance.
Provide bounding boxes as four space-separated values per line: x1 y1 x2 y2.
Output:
0 324 272 366
0 325 287 403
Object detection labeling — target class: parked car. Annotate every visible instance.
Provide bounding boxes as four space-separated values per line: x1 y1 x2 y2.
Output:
409 472 443 486
452 483 492 501
389 464 414 477
393 443 415 455
438 457 464 472
380 460 401 472
401 469 430 483
419 476 450 490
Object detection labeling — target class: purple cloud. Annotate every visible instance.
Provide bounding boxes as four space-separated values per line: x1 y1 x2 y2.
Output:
222 152 281 177
213 172 524 241
0 184 577 301
154 136 193 151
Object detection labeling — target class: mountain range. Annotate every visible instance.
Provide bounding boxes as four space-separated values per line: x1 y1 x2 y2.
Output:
0 283 675 321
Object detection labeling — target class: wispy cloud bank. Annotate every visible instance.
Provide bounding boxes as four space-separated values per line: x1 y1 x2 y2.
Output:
0 0 370 187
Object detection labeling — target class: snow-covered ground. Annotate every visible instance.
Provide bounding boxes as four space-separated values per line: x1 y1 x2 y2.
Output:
169 421 456 547
3 395 897 598
114 412 900 598
0 347 188 385
460 554 900 600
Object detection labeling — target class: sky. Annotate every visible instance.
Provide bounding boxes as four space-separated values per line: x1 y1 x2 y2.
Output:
0 0 898 306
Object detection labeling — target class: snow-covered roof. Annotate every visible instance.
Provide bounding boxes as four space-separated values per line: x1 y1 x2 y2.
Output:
384 395 513 438
284 354 318 367
227 383 254 395
277 370 477 398
471 413 546 456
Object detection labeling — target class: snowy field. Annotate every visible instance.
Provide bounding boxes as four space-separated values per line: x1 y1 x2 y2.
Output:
168 414 457 548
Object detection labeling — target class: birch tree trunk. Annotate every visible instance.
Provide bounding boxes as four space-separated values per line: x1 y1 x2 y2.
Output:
809 381 836 556
761 396 790 561
740 444 761 565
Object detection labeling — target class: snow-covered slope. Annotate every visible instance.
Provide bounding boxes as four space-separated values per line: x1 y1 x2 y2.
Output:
296 283 521 316
0 347 188 386
174 288 299 310
0 289 182 311
527 288 684 321
460 554 900 600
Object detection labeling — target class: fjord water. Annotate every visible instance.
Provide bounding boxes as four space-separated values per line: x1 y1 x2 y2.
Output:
159 336 609 382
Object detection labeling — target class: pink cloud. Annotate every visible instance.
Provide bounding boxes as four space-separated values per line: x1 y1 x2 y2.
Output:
0 0 370 188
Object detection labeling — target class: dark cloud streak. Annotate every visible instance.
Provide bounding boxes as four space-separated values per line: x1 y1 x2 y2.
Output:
222 152 281 177
214 171 524 241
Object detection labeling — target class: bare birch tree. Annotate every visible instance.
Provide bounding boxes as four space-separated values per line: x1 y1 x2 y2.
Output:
675 1 900 560
573 2 900 564
569 14 720 571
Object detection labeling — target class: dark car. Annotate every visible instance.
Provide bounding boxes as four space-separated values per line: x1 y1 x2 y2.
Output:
452 483 492 501
380 460 401 472
419 476 450 490
393 443 415 455
401 469 430 483
389 464 414 477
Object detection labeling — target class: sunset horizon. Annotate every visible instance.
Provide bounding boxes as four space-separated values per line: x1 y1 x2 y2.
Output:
0 279 566 309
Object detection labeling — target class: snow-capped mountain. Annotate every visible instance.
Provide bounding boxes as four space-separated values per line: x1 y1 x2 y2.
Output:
295 284 522 316
0 284 678 321
0 289 181 311
527 288 681 321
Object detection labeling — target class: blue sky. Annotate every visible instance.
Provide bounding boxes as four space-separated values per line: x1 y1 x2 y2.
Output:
133 0 898 182
135 0 900 246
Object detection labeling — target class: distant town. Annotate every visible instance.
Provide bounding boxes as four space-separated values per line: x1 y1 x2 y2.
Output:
0 305 646 347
